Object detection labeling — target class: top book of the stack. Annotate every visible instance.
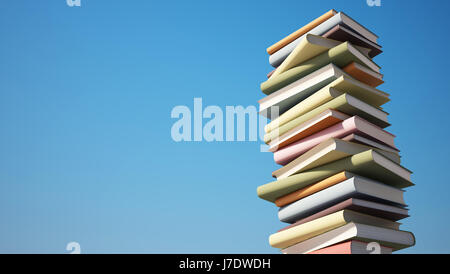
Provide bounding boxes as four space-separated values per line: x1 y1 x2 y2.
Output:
266 10 381 68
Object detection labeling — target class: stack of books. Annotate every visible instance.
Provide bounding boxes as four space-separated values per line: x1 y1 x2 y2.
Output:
257 9 415 254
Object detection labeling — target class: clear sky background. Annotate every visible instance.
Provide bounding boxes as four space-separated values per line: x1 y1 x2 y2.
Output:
1 0 449 253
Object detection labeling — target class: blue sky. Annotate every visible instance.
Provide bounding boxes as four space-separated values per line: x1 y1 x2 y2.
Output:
1 0 449 253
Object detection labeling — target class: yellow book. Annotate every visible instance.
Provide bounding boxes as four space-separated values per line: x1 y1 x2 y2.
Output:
269 210 400 249
271 34 342 78
264 74 389 135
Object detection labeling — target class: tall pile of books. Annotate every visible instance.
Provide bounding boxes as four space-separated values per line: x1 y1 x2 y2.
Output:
256 9 415 254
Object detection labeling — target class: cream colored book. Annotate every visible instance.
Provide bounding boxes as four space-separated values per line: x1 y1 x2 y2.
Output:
271 34 342 78
272 138 400 180
281 223 415 254
269 210 400 249
265 74 389 133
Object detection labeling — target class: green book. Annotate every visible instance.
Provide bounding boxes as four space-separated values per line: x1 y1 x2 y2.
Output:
264 93 389 143
261 42 380 95
256 150 413 203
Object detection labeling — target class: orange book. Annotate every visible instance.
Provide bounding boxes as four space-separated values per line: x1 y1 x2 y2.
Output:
308 240 393 254
275 171 349 207
266 9 337 55
343 62 384 87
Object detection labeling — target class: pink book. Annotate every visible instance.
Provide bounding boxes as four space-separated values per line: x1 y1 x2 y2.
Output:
273 116 397 165
307 240 393 254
